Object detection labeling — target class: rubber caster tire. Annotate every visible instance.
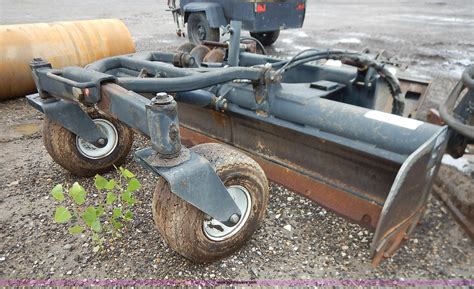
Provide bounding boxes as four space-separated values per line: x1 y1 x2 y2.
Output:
42 112 134 177
152 143 269 262
187 12 220 44
250 30 280 46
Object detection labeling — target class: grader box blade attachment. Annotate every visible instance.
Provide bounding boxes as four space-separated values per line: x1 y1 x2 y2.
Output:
27 21 459 265
176 100 448 265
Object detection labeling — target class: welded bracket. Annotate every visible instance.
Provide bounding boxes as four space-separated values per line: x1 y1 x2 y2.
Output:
26 93 108 147
135 147 242 227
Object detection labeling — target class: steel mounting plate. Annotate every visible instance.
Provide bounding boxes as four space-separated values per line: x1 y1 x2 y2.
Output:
135 147 242 226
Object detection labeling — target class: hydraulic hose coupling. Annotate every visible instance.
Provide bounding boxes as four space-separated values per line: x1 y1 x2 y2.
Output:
147 92 182 158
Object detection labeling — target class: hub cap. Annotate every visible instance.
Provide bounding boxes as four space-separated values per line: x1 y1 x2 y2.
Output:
203 185 252 241
76 119 118 159
197 25 206 41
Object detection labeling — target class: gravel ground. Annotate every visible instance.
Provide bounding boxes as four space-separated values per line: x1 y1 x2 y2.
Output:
0 106 472 280
1 0 473 282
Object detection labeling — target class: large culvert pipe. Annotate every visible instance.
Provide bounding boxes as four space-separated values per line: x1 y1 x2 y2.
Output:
0 19 135 100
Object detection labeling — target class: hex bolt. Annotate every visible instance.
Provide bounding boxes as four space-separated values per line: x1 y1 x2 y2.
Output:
156 92 168 99
97 138 106 145
151 92 173 105
229 214 240 225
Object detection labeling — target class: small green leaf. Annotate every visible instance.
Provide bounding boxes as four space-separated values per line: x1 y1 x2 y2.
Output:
122 191 134 205
92 245 100 253
123 210 133 221
69 182 86 205
95 175 108 190
54 206 72 223
112 207 122 218
105 179 116 190
112 220 123 229
96 206 105 217
82 206 97 226
51 184 64 201
68 225 84 234
106 192 117 205
91 220 101 232
120 167 135 179
126 178 141 192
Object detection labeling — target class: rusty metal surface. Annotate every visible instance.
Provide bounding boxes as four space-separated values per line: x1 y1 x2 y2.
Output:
202 40 229 48
371 209 422 266
203 49 225 63
190 45 211 64
427 108 445 126
0 19 135 100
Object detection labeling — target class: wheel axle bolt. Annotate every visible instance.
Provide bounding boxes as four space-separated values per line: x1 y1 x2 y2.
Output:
97 138 106 145
229 214 240 224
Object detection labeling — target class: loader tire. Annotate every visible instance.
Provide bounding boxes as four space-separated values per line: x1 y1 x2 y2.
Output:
152 143 269 262
187 12 220 44
250 30 280 46
42 112 134 177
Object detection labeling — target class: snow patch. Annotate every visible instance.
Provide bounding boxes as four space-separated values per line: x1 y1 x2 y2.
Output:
338 38 361 44
294 45 312 51
296 31 309 38
442 154 474 177
158 39 173 43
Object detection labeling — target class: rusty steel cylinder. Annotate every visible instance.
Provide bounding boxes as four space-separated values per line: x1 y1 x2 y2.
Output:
0 19 136 100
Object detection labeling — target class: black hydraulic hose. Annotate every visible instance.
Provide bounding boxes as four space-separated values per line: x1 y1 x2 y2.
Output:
274 50 405 115
273 48 322 73
279 52 357 72
439 66 474 139
117 67 264 93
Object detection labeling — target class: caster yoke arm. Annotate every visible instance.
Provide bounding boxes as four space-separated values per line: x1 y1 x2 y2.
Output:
26 93 108 147
136 147 242 227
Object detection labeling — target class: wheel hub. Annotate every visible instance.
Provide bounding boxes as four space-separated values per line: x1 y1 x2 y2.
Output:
203 185 252 241
76 119 118 159
197 25 206 41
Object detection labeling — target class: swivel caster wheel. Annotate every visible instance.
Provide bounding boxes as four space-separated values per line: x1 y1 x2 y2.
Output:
152 143 269 262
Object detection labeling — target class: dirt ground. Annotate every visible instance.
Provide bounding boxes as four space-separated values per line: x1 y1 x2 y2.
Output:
1 0 473 282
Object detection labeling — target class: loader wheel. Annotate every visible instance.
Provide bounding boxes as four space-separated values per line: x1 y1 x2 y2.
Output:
187 12 220 44
152 143 269 262
42 112 134 177
250 30 280 46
